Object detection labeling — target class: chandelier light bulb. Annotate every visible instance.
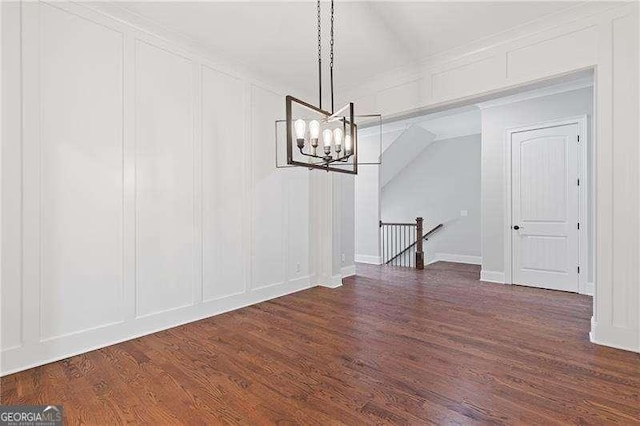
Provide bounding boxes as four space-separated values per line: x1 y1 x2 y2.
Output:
333 128 343 146
323 129 333 148
309 120 320 139
294 119 306 140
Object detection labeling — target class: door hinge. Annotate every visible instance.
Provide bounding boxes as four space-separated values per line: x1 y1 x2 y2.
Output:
577 135 580 142
577 266 580 274
577 178 580 186
577 222 580 230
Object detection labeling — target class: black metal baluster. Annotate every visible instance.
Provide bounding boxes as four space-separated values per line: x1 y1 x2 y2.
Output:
383 225 386 264
404 226 411 266
384 225 386 264
403 225 405 266
393 225 396 266
392 225 394 266
386 225 389 265
405 226 408 267
398 226 405 266
395 225 398 266
392 225 395 266
384 225 387 264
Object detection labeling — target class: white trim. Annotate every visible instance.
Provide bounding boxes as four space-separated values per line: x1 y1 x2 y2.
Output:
585 282 594 296
341 265 356 278
480 270 506 284
477 77 593 110
590 320 639 353
355 254 382 265
577 116 591 296
319 274 343 289
428 253 482 265
503 116 589 292
1 277 314 376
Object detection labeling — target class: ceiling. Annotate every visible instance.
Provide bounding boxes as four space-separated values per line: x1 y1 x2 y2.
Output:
112 1 584 93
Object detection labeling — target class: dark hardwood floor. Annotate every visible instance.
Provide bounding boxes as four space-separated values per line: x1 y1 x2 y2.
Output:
2 262 639 424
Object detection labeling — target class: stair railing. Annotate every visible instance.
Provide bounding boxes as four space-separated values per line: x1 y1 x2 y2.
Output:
379 217 443 269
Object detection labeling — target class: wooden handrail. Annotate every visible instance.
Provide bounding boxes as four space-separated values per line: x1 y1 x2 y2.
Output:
423 223 444 239
379 220 416 227
385 223 444 266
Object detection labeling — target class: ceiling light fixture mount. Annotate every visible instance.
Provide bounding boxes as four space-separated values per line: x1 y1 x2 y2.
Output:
283 0 359 174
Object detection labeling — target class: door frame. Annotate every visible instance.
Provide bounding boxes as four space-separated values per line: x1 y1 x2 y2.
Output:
503 115 590 294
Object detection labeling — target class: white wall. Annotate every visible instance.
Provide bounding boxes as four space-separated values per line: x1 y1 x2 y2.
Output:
354 164 381 265
480 87 594 286
382 134 481 265
354 124 387 265
354 126 404 264
1 1 22 352
1 1 314 375
380 126 436 188
342 3 639 352
339 174 356 276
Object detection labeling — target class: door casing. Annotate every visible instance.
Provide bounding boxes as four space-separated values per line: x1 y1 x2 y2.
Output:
503 116 590 294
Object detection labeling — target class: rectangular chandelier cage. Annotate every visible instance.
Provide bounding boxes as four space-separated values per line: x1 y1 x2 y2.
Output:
289 95 356 174
275 98 382 174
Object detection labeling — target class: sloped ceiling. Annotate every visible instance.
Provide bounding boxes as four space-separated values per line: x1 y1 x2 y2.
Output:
381 126 436 188
105 1 583 93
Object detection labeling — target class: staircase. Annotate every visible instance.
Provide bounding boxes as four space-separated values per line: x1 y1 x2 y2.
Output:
380 217 443 268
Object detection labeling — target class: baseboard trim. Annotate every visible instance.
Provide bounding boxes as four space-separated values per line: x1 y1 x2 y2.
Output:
583 281 594 296
1 277 314 376
354 254 382 265
318 274 343 289
431 253 482 265
480 270 506 284
341 265 356 278
590 319 639 353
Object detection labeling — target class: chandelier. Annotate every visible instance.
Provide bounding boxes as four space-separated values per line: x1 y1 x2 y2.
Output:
284 0 359 174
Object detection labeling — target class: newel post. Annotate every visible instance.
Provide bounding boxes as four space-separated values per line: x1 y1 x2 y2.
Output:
415 217 424 270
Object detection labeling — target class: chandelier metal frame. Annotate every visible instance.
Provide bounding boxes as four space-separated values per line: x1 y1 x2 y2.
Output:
283 0 359 175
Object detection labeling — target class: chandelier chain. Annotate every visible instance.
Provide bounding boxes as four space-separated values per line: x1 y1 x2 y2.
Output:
317 0 322 109
330 0 335 112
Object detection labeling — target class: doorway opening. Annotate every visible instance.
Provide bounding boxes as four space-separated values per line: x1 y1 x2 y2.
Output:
354 69 594 296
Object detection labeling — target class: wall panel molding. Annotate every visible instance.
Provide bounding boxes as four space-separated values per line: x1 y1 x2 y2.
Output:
249 83 288 291
134 38 195 319
201 65 247 302
506 26 598 82
1 1 315 375
38 0 127 342
1 1 25 351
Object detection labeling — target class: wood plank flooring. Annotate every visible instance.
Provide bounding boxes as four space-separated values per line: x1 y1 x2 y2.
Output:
2 262 639 424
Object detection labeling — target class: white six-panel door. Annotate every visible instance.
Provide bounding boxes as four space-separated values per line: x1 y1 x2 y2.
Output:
511 123 580 292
